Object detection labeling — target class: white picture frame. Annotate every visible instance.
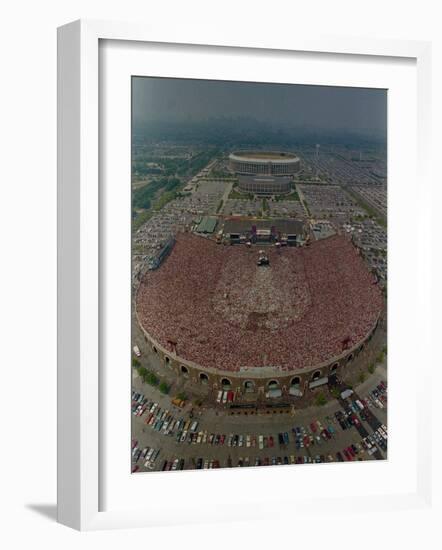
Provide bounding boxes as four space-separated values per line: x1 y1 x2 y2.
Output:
57 19 433 531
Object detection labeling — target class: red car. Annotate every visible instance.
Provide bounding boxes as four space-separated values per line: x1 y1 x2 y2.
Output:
310 422 317 433
351 414 361 427
227 391 234 403
343 449 352 461
268 436 274 447
303 435 310 448
347 446 356 457
219 434 226 445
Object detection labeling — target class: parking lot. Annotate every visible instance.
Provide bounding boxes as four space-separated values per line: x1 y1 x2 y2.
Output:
131 371 388 473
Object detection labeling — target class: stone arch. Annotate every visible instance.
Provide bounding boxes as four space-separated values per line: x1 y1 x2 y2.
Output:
199 372 209 384
244 380 255 393
221 377 232 389
268 379 279 389
330 362 339 373
180 365 189 376
312 370 321 381
291 376 301 386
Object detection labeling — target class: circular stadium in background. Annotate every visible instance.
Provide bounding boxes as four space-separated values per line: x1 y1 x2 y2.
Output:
229 151 301 195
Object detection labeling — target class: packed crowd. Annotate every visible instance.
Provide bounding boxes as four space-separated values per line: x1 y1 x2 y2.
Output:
136 233 383 372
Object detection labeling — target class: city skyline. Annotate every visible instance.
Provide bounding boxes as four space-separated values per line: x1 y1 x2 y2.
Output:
133 77 387 139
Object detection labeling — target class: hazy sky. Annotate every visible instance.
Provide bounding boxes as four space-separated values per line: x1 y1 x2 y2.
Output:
132 77 387 138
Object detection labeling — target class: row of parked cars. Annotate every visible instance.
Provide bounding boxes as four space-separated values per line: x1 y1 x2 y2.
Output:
194 453 360 468
362 380 387 410
215 390 235 405
161 458 186 471
131 439 161 472
132 390 199 439
292 420 337 450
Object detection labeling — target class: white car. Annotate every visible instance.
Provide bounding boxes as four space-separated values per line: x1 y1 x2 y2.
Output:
146 448 155 461
216 390 223 403
355 399 365 411
258 435 264 450
246 435 251 447
190 421 198 432
133 345 141 357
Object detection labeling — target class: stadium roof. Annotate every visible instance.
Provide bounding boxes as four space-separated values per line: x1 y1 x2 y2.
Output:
229 151 299 163
196 216 217 234
224 218 305 236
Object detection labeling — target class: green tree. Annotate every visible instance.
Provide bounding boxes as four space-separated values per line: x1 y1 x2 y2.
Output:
315 392 327 406
146 372 159 386
137 366 148 382
159 382 170 394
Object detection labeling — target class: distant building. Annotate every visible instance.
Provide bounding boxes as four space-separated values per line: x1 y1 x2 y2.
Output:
229 151 300 195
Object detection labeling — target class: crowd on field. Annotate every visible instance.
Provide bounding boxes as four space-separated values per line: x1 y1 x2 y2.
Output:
136 233 383 372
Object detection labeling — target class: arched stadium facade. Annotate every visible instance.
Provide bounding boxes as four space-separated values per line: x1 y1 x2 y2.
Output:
136 311 380 399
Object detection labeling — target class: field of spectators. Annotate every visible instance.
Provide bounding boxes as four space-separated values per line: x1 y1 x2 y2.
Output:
137 233 383 372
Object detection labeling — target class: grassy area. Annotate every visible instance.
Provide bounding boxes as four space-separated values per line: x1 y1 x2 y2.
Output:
273 188 300 201
228 187 252 200
132 209 153 232
131 149 221 231
345 187 387 228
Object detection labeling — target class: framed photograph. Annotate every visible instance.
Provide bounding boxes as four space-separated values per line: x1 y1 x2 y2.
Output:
57 19 433 530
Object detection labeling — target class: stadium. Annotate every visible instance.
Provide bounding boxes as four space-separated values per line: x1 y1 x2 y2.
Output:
136 232 384 400
229 150 301 195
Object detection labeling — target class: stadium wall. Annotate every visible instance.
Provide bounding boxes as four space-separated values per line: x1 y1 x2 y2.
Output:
135 308 381 400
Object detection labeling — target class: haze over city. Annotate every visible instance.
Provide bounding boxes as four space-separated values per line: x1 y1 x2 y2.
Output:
132 77 387 141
